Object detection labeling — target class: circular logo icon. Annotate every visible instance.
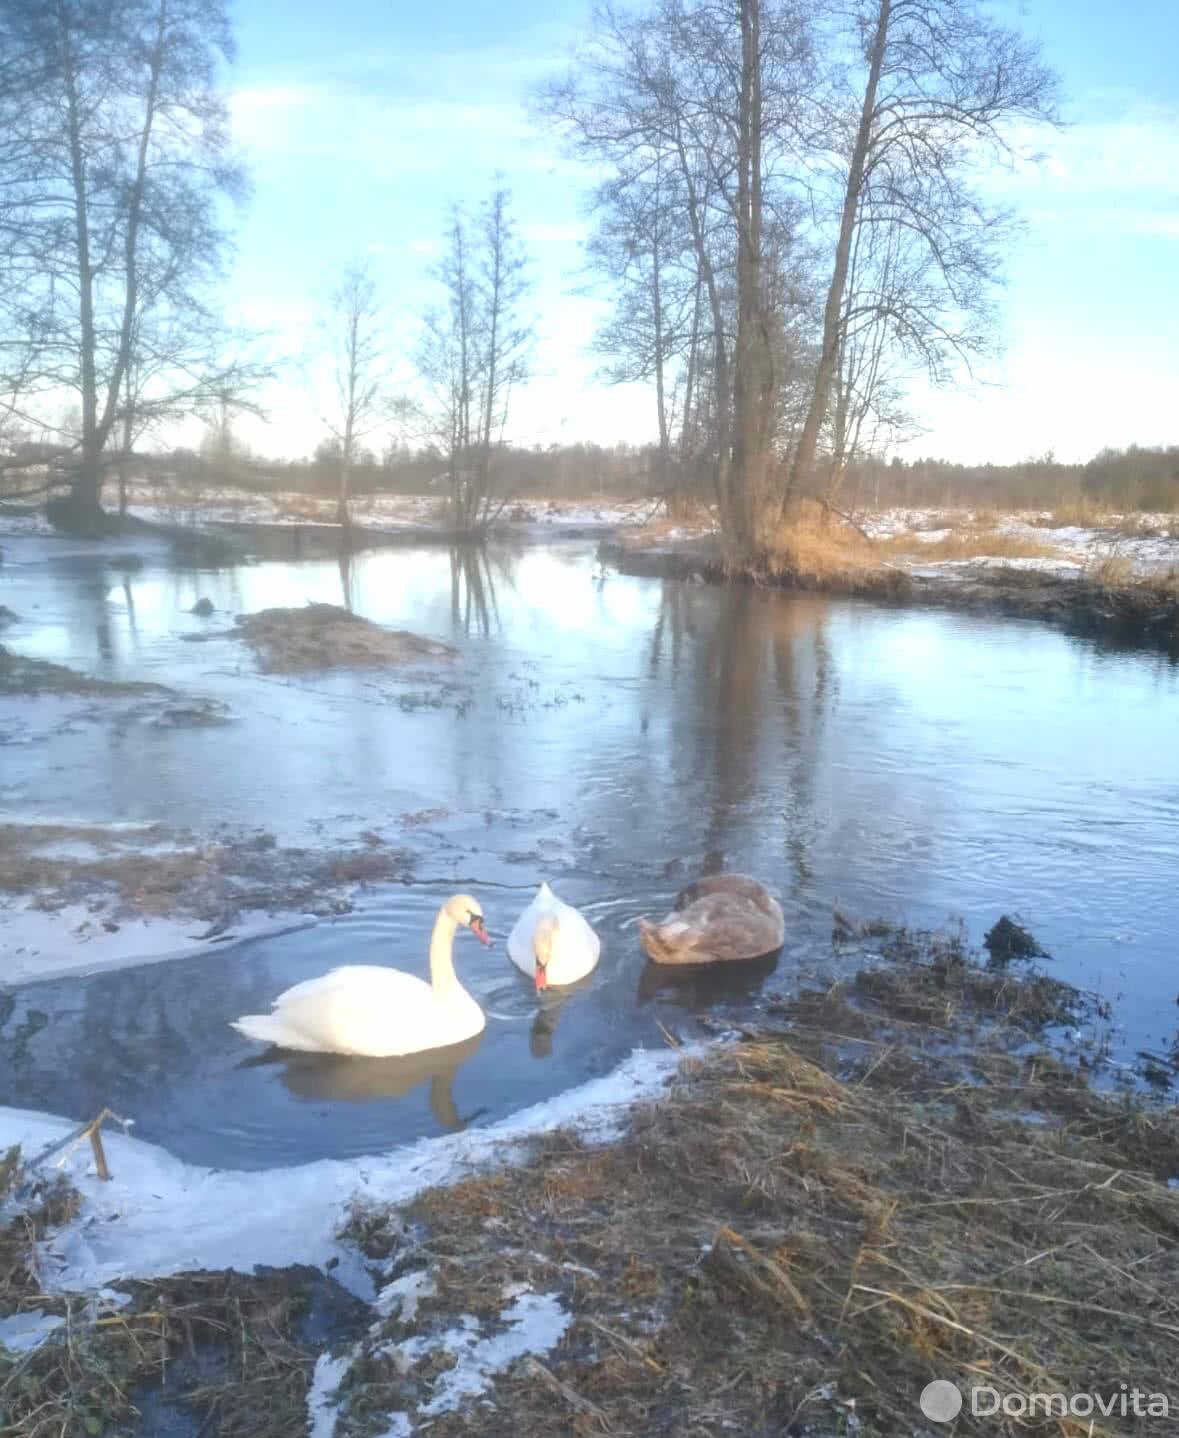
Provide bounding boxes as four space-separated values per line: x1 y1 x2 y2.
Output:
920 1380 963 1423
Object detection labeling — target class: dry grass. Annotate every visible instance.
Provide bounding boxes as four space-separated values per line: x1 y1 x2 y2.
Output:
1030 500 1176 537
5 928 1177 1437
0 1257 340 1438
0 820 412 927
762 501 881 585
1 1133 366 1438
762 503 1060 583
333 931 1179 1438
0 1157 81 1318
874 525 1060 564
272 492 341 522
1085 547 1139 589
1085 544 1179 597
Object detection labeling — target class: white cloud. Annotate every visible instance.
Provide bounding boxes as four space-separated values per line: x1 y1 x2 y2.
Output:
995 102 1179 201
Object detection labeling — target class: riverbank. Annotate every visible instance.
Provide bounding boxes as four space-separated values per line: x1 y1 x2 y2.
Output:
3 925 1175 1437
602 506 1179 655
7 489 1178 654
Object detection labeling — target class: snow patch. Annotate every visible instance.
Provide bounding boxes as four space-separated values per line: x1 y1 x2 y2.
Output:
307 1350 351 1438
373 1415 413 1438
376 1268 436 1322
0 1308 66 1353
399 1291 571 1415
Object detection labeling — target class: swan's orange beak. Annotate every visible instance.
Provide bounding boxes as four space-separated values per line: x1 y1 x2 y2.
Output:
534 962 548 992
470 916 493 947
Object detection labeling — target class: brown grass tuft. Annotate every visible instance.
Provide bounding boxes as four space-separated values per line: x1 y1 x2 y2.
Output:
762 501 881 584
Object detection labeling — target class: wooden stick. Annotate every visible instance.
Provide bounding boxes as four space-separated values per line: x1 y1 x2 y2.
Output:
19 1108 130 1191
523 1357 611 1428
89 1122 111 1182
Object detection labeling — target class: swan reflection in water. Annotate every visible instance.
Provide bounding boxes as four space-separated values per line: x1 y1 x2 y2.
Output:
635 949 781 1005
244 1032 485 1130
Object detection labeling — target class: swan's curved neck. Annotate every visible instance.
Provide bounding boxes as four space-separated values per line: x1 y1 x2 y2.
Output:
428 908 468 1000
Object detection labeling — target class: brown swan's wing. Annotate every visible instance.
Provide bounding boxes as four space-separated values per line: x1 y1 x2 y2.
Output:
674 873 779 919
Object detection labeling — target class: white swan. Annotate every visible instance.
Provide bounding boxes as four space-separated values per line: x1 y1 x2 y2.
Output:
230 894 492 1057
507 882 600 991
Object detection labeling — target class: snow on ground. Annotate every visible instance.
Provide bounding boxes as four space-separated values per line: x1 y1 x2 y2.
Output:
0 900 315 985
0 1045 685 1295
860 507 1179 577
307 1351 354 1438
907 556 1086 581
0 1309 67 1352
393 1290 571 1415
113 485 647 534
0 484 648 539
0 505 56 537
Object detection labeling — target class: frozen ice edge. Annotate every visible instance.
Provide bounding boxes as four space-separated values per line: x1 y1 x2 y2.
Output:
0 1044 687 1295
0 903 318 986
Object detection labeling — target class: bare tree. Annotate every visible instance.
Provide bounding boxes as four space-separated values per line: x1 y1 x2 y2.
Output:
0 0 246 528
419 205 478 526
472 185 533 530
785 0 1058 505
322 260 392 528
418 189 533 534
541 0 815 555
586 147 699 505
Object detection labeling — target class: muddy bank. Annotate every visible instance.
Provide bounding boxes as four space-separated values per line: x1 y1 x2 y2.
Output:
0 820 413 953
0 646 169 699
0 646 232 742
227 604 457 673
602 536 1179 655
5 924 1173 1436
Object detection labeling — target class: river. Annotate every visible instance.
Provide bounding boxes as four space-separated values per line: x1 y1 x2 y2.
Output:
2 532 1177 1167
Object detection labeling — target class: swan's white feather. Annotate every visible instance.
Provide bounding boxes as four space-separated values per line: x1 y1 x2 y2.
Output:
507 883 600 985
231 964 483 1058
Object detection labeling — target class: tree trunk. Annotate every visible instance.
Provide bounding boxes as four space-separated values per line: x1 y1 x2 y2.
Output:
671 122 731 535
59 5 102 525
338 457 352 528
785 0 890 514
118 383 132 518
339 314 357 529
651 156 671 504
730 0 772 555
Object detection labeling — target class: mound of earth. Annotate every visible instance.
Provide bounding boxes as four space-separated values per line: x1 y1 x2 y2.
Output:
228 603 455 672
0 644 167 697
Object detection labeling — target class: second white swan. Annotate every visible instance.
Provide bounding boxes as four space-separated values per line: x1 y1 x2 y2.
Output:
230 894 492 1057
507 882 600 991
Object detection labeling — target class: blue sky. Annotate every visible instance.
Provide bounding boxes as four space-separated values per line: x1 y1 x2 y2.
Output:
221 0 1179 465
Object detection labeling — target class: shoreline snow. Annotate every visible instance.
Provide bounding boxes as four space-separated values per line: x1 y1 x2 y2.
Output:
0 1044 687 1294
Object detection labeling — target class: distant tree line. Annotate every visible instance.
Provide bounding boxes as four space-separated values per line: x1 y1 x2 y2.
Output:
847 445 1179 513
85 440 1177 516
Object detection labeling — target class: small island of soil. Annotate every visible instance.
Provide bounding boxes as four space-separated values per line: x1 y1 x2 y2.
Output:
227 603 456 673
